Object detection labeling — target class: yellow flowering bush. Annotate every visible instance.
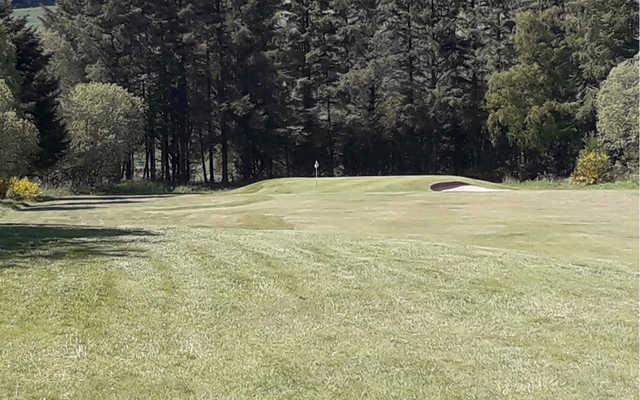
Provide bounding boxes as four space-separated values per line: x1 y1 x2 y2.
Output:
571 149 610 185
7 177 42 200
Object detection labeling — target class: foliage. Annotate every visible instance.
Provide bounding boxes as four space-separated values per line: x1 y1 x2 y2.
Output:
62 83 145 184
0 24 19 93
3 7 68 171
6 176 42 200
172 185 197 194
0 111 39 178
596 56 639 172
97 181 172 196
486 64 551 150
485 3 637 180
14 0 639 183
0 80 39 179
565 0 639 86
0 78 15 112
38 184 75 199
571 149 610 185
41 29 84 93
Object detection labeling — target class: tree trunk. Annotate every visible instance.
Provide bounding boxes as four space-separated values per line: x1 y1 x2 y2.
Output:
209 146 215 184
198 130 208 184
150 136 156 181
126 152 134 180
327 96 335 176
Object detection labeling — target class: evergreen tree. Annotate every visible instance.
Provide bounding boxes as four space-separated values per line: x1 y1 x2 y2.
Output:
2 5 67 172
0 24 19 93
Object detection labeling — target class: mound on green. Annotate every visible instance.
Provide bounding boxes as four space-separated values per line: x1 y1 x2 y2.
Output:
234 175 505 194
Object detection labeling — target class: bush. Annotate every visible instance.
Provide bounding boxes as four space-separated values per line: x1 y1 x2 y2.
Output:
172 185 196 194
572 149 610 185
596 56 639 172
98 181 171 195
62 83 146 184
6 177 42 200
0 80 39 178
39 184 76 199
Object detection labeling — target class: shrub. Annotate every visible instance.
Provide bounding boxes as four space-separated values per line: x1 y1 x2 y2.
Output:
173 185 196 194
572 149 610 185
62 83 146 184
99 181 171 195
39 185 76 199
0 80 39 178
7 177 42 200
596 56 639 172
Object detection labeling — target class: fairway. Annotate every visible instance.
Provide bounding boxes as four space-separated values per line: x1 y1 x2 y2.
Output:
0 176 638 399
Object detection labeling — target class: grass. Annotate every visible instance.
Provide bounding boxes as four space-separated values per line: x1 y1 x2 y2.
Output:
503 176 639 190
0 175 637 399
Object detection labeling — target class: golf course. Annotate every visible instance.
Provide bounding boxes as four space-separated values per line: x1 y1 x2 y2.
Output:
0 176 637 399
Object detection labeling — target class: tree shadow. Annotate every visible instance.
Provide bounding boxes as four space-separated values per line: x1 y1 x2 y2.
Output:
0 224 161 269
49 195 176 201
15 200 149 212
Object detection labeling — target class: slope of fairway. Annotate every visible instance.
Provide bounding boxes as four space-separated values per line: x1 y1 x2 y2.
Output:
233 175 505 194
0 177 637 399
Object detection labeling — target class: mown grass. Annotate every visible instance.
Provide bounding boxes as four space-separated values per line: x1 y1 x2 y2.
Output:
0 176 637 399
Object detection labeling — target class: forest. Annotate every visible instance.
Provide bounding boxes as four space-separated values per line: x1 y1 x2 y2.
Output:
0 0 638 188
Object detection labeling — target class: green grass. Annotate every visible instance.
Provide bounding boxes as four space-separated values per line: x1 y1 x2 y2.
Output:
0 176 637 399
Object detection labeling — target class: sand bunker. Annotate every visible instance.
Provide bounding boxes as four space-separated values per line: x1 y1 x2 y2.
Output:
430 181 509 193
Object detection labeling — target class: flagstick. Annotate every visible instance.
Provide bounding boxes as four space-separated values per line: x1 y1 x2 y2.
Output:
314 160 319 190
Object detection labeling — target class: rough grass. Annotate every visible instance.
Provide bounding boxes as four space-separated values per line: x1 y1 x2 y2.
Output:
504 177 639 190
0 176 637 399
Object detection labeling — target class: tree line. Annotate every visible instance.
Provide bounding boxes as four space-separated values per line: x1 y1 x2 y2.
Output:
0 0 638 186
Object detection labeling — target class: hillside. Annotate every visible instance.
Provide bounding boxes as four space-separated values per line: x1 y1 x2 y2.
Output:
11 5 54 28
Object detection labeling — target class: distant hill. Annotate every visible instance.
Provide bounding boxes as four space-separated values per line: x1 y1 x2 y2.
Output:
11 0 55 8
12 5 55 28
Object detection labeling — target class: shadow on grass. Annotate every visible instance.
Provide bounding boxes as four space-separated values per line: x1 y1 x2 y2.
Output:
15 200 150 212
44 195 178 201
0 224 160 268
